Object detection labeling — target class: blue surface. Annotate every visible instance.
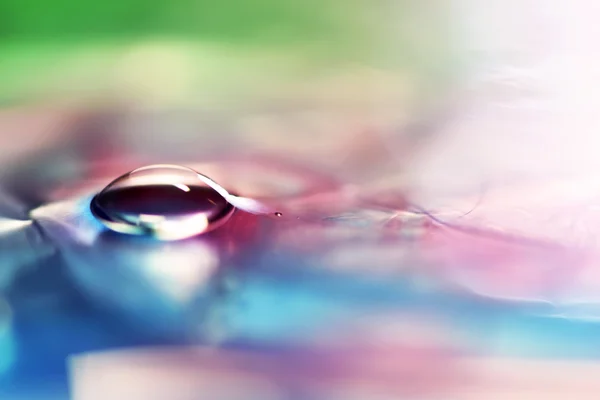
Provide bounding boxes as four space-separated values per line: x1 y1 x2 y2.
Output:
2 199 600 398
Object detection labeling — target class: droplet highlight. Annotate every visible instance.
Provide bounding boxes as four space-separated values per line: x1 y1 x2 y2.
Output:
91 165 235 240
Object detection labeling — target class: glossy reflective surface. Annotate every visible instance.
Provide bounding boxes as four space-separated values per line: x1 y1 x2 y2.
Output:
91 165 235 240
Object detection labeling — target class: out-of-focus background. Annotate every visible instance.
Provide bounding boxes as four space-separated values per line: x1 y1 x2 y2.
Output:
0 0 456 170
4 1 600 399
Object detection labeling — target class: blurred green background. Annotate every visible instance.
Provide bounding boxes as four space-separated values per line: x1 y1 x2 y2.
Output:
0 0 355 44
0 0 457 109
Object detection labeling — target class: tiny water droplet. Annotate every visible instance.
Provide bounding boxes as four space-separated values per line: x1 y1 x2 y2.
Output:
274 212 283 217
91 164 235 240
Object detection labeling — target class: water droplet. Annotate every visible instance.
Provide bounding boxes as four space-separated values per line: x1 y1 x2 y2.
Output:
274 212 283 217
91 164 235 240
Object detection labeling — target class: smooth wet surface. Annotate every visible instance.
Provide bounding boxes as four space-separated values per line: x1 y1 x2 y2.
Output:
90 165 236 240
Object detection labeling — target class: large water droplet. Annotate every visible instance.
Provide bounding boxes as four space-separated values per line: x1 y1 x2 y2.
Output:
91 165 235 240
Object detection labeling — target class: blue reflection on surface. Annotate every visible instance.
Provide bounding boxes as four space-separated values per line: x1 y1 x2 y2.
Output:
0 299 15 375
4 193 600 398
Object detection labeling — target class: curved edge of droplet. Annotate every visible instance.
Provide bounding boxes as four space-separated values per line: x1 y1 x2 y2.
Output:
98 164 205 197
90 164 276 239
90 194 236 241
225 195 272 215
130 164 194 174
190 169 272 215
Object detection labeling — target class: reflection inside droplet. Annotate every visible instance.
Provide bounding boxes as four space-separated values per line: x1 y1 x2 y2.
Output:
91 165 235 240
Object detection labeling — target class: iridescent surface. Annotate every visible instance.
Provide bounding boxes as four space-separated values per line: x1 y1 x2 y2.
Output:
3 1 600 399
11 150 600 400
6 152 600 400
